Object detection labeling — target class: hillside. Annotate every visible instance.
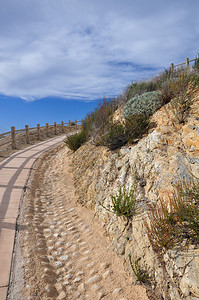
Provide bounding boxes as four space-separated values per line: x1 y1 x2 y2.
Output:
68 68 199 299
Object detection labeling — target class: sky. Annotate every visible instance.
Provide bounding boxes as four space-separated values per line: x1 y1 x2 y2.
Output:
0 0 199 132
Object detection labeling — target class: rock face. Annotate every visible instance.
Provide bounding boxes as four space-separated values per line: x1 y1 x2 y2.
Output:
70 95 199 300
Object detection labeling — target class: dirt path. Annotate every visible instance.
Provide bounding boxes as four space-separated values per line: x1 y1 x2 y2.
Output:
8 144 148 300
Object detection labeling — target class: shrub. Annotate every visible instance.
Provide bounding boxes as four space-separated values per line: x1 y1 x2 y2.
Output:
123 91 161 119
64 130 88 151
127 80 158 100
125 114 149 143
158 80 177 105
158 68 199 109
83 97 119 142
100 123 128 150
144 178 199 253
100 186 137 217
98 113 149 150
164 73 196 124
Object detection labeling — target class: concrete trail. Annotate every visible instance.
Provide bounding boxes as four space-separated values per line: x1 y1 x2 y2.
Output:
0 135 66 300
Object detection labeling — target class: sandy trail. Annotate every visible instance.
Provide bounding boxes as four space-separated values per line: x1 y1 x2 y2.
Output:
8 143 148 300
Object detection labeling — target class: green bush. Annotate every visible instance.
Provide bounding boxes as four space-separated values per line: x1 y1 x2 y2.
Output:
123 91 161 119
100 186 137 217
100 123 128 150
64 130 88 151
98 114 149 150
127 80 158 101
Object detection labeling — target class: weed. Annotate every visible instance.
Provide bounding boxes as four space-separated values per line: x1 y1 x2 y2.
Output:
64 130 88 151
125 114 149 143
128 254 149 283
160 72 197 124
125 236 130 240
100 123 128 150
100 186 137 217
145 177 199 252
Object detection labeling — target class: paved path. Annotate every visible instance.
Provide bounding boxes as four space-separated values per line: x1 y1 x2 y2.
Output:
0 135 66 300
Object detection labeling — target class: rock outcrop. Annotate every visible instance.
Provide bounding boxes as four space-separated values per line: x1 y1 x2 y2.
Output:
70 94 199 300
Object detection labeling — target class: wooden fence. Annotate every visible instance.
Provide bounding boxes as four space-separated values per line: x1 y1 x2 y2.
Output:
0 120 83 150
170 57 198 72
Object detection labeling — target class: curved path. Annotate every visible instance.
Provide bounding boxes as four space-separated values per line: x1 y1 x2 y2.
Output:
0 135 66 300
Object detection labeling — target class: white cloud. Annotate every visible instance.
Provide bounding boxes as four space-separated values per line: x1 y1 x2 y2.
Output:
0 0 198 101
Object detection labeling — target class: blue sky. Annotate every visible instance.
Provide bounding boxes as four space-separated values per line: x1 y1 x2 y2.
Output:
0 0 199 132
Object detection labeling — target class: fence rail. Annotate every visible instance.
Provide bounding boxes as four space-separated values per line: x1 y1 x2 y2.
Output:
0 119 83 150
170 57 198 72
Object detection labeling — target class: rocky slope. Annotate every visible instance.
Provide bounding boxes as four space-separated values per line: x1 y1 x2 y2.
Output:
70 93 199 300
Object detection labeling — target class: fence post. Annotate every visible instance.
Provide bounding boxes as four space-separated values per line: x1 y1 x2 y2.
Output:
37 124 40 140
61 121 64 133
54 122 57 135
170 63 174 73
46 123 49 137
186 58 189 70
75 119 77 127
11 126 16 149
25 125 30 144
69 120 71 127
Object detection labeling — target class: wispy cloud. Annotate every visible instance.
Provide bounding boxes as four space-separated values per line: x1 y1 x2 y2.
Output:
0 0 198 101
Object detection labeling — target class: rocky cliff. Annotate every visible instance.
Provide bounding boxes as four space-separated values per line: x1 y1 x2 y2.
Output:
70 93 199 300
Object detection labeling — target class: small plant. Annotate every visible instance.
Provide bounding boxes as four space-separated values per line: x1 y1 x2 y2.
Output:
100 186 137 217
128 254 149 283
125 236 130 240
64 130 88 151
123 91 161 119
145 177 199 253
